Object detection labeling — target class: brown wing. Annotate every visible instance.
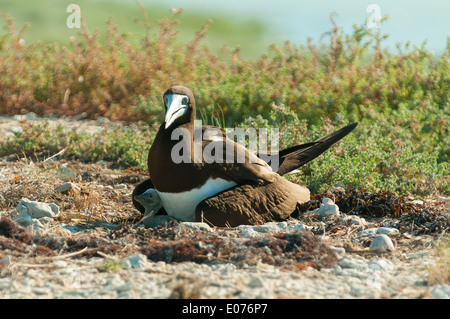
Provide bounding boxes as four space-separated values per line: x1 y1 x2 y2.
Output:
199 137 277 185
276 122 358 176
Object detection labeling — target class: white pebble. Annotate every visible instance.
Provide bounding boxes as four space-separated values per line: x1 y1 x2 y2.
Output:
178 222 212 233
311 197 340 217
376 227 399 235
370 234 395 252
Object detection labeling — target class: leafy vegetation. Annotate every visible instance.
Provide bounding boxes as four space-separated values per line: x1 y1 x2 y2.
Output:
0 8 448 197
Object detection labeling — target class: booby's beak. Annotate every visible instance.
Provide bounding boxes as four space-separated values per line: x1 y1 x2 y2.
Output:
164 94 189 129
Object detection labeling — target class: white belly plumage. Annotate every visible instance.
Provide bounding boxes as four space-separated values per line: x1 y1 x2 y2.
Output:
156 178 237 221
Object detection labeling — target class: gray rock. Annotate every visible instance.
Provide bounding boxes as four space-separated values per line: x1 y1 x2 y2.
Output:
0 255 12 265
370 234 395 252
56 182 80 194
431 285 450 299
14 213 33 226
48 203 60 215
16 198 57 219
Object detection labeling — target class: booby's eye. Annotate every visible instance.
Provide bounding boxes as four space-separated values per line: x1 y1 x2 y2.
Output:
164 96 169 105
181 97 189 105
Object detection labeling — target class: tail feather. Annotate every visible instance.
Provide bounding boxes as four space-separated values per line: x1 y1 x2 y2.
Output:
276 122 358 176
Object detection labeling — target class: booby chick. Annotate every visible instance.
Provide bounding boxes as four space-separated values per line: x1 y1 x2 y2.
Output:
134 85 357 227
133 188 177 228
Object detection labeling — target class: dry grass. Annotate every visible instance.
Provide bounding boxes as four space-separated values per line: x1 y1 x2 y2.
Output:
428 238 450 285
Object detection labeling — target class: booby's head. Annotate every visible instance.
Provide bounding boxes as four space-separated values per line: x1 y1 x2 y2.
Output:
163 86 195 129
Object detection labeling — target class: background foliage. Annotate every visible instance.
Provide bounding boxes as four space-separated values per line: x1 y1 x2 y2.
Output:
0 9 448 197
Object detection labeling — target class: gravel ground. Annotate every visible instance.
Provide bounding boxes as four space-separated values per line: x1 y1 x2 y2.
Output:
0 114 449 299
0 240 448 299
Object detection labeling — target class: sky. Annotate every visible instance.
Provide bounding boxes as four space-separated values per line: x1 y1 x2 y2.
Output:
144 0 450 54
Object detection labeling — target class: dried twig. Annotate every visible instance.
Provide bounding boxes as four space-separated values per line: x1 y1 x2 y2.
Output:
38 247 89 261
43 147 67 162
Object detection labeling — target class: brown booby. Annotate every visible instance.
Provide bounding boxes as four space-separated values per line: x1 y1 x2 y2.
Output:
132 86 357 226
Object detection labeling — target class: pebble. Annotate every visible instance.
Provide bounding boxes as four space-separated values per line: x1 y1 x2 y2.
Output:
431 285 450 299
235 220 310 238
178 222 213 233
120 254 148 269
376 227 399 235
56 182 80 194
359 227 399 237
311 197 340 217
15 198 58 219
13 198 60 228
0 255 12 265
370 234 395 252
